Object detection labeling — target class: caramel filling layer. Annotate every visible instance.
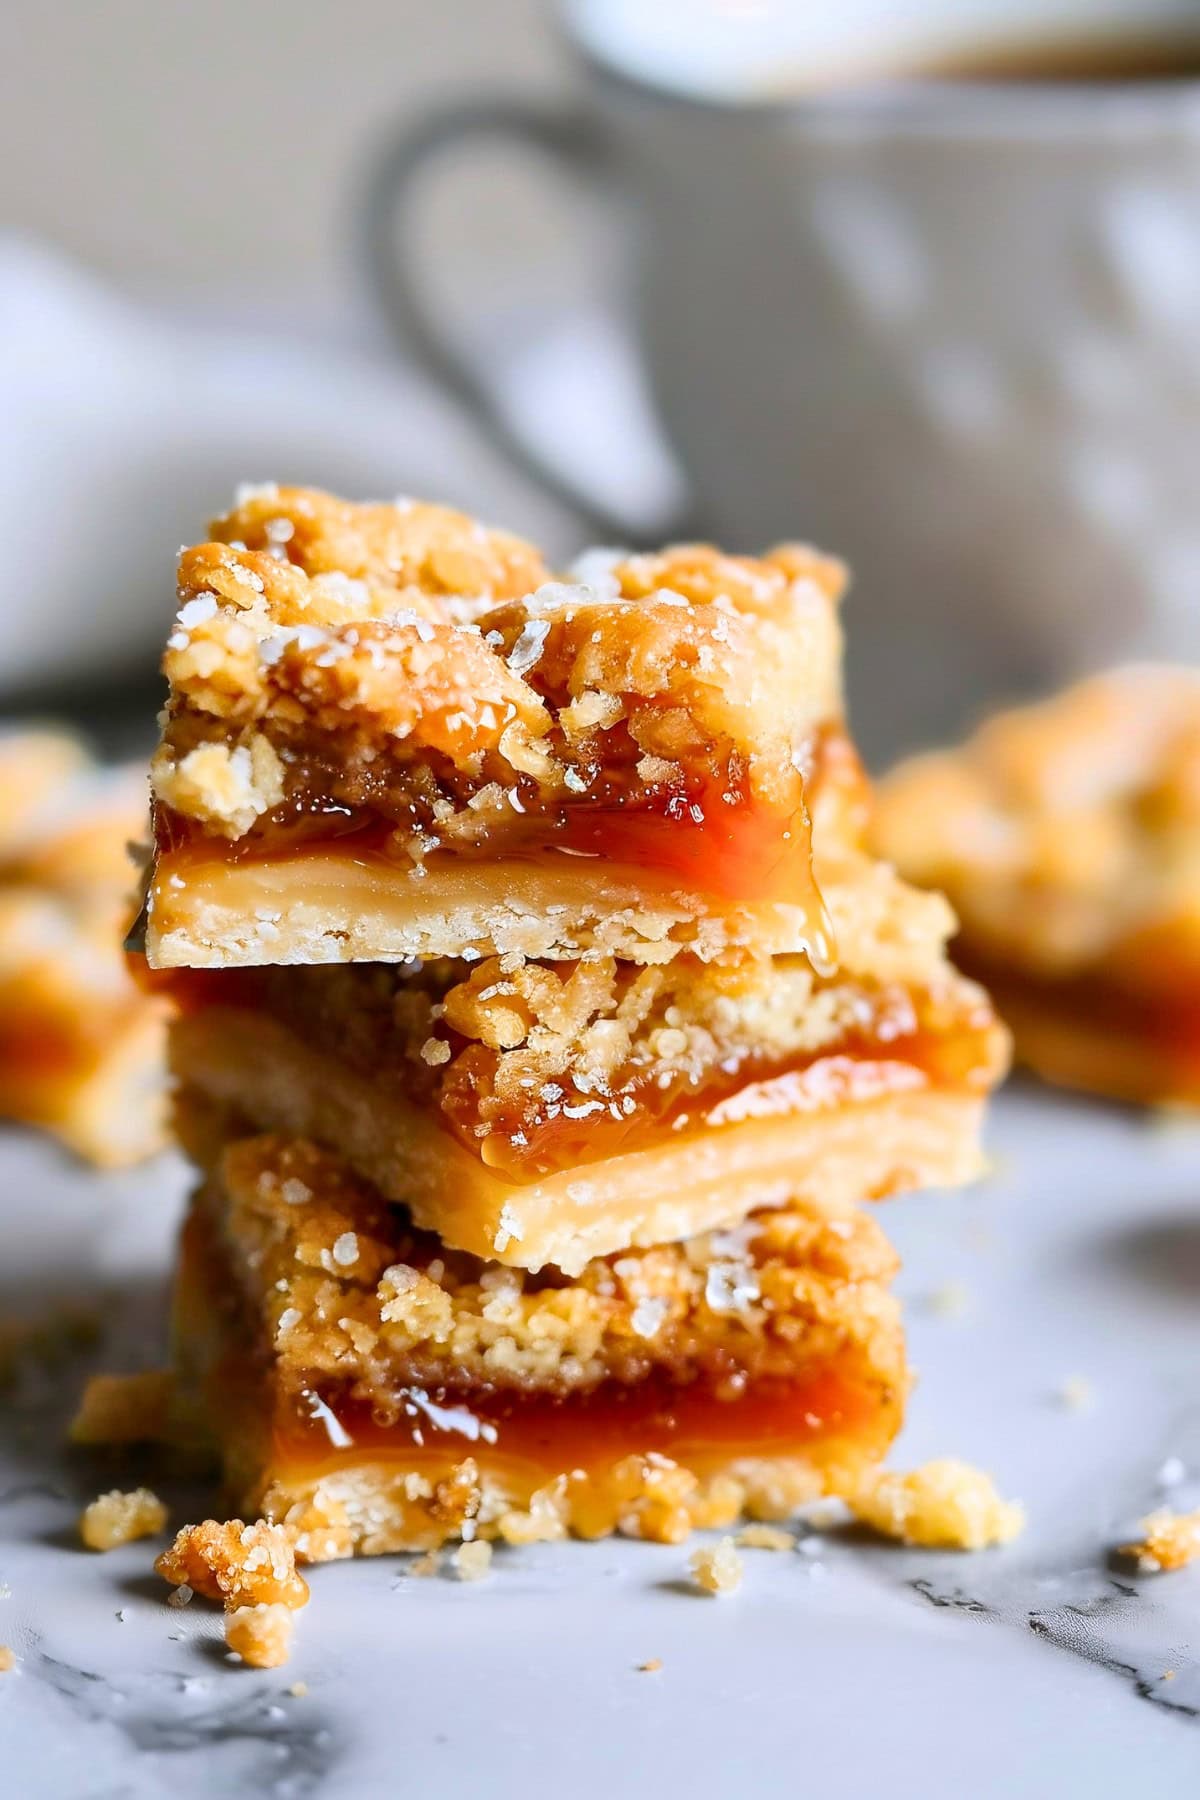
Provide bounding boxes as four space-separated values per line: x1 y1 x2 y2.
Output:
152 768 820 912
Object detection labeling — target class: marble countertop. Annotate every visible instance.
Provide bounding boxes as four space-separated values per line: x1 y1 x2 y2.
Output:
2 1083 1199 1798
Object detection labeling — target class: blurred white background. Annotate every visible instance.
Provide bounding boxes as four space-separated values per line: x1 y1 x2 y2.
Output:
0 0 565 306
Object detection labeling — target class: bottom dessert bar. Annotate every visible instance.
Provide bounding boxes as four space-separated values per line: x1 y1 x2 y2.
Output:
168 1117 908 1555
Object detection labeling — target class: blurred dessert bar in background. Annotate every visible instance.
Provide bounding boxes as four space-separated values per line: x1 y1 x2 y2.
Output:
130 485 1007 1551
0 732 167 1166
873 667 1200 1107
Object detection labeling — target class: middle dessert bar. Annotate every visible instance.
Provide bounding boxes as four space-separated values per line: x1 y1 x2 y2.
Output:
168 931 1007 1274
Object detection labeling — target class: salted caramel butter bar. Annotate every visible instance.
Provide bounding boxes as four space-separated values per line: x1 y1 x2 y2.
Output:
874 666 1200 1106
167 1125 908 1555
143 485 846 969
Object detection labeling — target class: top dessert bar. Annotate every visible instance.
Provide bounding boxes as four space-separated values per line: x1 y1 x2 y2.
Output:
873 666 1200 1105
144 485 847 968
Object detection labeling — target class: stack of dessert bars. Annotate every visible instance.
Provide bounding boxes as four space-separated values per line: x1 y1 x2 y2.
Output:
137 485 1007 1558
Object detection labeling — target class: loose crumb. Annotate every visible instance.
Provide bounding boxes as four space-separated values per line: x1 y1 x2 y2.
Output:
0 1647 14 1673
70 1370 173 1445
1121 1508 1200 1573
80 1487 168 1552
637 1658 663 1673
156 1520 309 1610
452 1540 493 1582
1055 1375 1095 1412
736 1524 794 1552
689 1537 744 1596
167 1584 194 1609
225 1603 294 1669
408 1549 442 1578
1157 1457 1187 1491
851 1460 1025 1550
287 1680 309 1698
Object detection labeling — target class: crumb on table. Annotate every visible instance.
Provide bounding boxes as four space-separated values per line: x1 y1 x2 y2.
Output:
1122 1508 1200 1573
155 1520 309 1610
452 1540 493 1582
225 1603 295 1669
637 1658 663 1673
80 1487 167 1551
0 1647 15 1673
851 1459 1025 1550
689 1537 744 1596
70 1370 173 1445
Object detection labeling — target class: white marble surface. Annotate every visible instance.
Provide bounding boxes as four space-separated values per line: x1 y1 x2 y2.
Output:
1 1084 1199 1798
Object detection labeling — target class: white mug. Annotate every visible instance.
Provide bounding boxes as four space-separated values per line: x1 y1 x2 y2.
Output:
365 0 1200 758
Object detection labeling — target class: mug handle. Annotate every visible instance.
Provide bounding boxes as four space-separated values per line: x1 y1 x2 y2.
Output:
361 96 695 545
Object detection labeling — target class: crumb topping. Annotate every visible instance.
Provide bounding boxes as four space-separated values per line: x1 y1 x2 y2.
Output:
850 1459 1025 1550
151 486 845 845
80 1488 168 1551
155 1519 310 1609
